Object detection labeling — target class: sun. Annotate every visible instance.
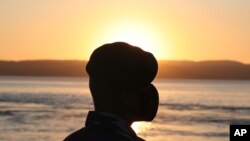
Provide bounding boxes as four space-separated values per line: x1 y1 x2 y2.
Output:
104 23 156 53
92 20 170 60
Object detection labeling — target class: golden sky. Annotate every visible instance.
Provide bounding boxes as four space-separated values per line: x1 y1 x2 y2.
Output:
0 0 250 63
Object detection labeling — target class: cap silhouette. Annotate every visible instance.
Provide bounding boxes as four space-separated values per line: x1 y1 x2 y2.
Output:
86 42 158 90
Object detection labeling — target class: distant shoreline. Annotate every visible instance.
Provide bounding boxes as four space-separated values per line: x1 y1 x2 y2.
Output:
1 60 250 80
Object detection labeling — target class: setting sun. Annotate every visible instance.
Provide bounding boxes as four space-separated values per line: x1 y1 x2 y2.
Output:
91 20 171 60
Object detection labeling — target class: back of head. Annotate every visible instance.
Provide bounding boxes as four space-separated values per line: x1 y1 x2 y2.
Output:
86 42 159 122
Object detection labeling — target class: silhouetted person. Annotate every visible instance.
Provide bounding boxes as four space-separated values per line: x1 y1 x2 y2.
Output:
64 42 159 141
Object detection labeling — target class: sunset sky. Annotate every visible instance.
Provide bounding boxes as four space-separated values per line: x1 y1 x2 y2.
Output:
1 0 250 63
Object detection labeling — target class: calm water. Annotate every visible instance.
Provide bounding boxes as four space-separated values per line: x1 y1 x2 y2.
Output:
0 76 250 141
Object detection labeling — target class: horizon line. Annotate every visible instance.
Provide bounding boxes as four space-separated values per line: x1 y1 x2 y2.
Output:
0 59 249 65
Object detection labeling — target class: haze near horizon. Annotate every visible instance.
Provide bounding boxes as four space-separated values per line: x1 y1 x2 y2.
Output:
1 0 250 63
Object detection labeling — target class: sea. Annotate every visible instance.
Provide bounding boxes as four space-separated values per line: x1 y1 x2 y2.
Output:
0 76 250 141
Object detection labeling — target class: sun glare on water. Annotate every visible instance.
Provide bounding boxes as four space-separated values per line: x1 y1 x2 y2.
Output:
131 122 151 134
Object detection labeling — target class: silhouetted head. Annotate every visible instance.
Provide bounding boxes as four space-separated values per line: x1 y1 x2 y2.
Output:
86 42 159 124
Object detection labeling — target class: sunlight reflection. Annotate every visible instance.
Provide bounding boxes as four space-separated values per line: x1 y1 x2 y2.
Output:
131 122 151 134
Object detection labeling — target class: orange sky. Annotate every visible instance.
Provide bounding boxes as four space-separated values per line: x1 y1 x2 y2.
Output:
0 0 250 63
